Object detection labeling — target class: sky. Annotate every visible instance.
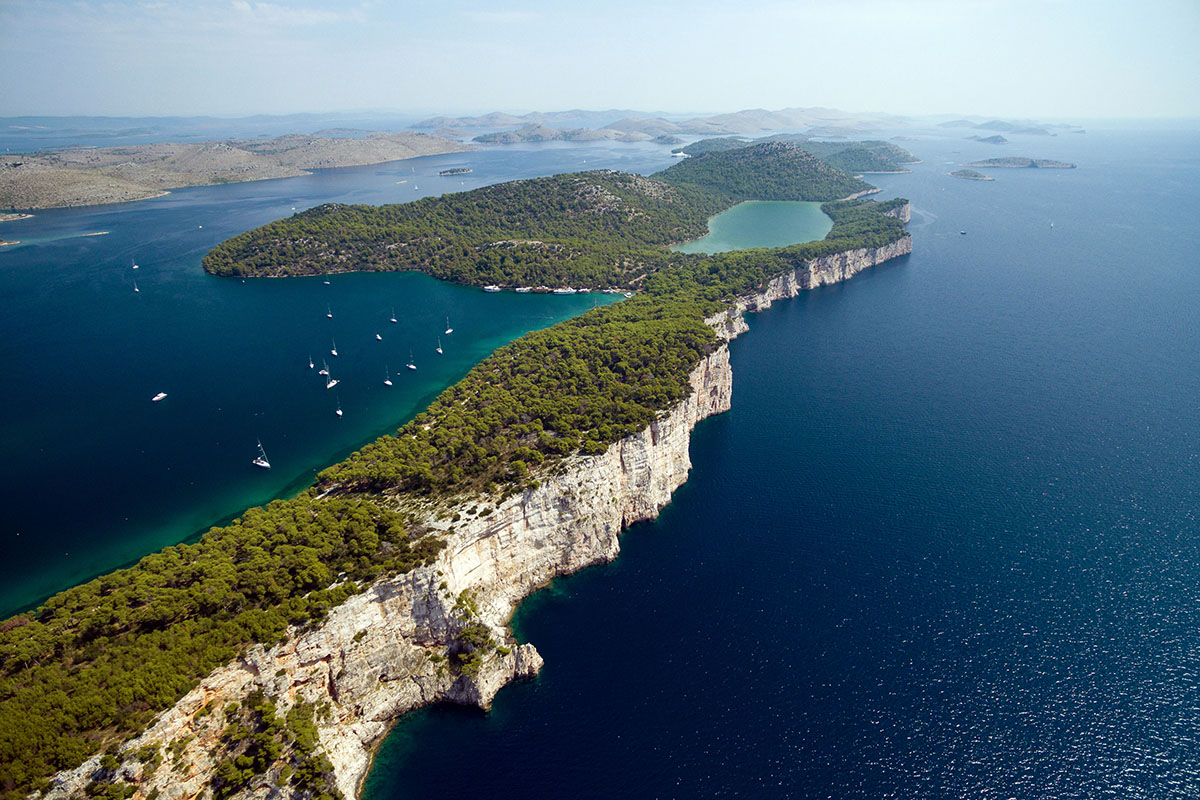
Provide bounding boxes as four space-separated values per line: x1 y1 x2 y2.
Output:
1 0 1197 120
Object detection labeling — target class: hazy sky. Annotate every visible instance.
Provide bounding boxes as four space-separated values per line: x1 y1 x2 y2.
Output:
1 0 1197 119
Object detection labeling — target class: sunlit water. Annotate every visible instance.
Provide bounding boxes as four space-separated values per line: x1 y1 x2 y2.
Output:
0 140 680 616
671 200 832 254
364 127 1200 799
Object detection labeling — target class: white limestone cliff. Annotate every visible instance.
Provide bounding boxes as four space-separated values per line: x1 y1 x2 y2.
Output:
41 222 910 800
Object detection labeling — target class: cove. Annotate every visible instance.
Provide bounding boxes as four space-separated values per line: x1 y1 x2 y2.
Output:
670 200 833 254
0 140 680 618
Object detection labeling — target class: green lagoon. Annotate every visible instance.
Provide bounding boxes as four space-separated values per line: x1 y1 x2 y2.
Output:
670 200 833 254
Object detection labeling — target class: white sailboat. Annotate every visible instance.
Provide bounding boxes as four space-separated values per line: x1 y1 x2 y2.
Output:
252 440 271 469
444 316 453 335
308 354 314 369
325 361 338 389
335 397 343 417
436 337 443 355
132 258 139 270
326 306 333 318
384 366 393 387
330 339 338 357
406 349 416 370
133 280 139 293
375 333 382 341
151 392 167 402
319 359 330 377
390 308 398 324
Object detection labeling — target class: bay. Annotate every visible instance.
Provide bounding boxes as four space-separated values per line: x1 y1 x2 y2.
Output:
0 140 680 617
364 127 1200 799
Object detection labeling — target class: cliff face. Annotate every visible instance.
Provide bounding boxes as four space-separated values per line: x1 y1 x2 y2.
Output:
728 229 912 318
42 226 910 800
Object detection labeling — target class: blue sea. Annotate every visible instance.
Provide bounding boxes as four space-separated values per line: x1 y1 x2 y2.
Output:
5 122 1200 799
362 127 1200 799
0 140 678 616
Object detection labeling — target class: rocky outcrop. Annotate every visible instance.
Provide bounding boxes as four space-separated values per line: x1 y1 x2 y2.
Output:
41 229 910 800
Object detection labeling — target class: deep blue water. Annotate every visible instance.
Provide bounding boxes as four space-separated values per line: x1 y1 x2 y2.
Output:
0 140 681 616
364 128 1200 798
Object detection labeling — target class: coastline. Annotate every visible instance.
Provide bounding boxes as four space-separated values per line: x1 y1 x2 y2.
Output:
39 214 912 800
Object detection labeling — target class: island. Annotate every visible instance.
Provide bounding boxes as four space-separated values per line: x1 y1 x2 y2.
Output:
0 212 33 223
674 135 920 174
967 134 1008 144
963 157 1076 169
2 143 912 800
949 169 994 181
0 132 472 210
438 167 473 176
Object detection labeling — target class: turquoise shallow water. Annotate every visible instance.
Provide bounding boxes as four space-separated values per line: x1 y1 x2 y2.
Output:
0 141 679 617
364 128 1200 799
670 199 832 254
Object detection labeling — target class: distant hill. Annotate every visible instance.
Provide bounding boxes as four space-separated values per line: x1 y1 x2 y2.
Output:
967 134 1008 144
654 142 871 202
0 132 471 210
675 136 919 175
415 106 905 139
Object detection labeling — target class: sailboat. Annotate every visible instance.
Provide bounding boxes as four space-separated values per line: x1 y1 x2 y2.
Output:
132 258 139 270
133 280 139 293
335 397 343 417
324 361 338 389
444 316 453 335
326 306 333 319
252 440 271 470
406 349 416 370
319 359 330 377
308 354 314 369
375 333 382 341
436 337 443 355
390 308 398 324
384 366 393 387
330 339 338 357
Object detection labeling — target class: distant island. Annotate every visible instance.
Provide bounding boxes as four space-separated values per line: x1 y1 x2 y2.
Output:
949 169 994 181
968 134 1008 144
963 157 1076 169
0 212 33 223
471 123 680 145
417 106 905 142
0 132 471 210
672 135 920 175
439 167 473 175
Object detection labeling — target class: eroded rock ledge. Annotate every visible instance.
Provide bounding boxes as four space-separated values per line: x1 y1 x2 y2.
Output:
42 213 910 800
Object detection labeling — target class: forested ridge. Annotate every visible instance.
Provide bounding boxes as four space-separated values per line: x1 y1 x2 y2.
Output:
2 145 909 799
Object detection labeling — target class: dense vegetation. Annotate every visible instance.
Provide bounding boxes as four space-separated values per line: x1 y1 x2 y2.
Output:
680 136 920 174
0 497 442 799
655 142 870 201
202 171 729 283
2 144 910 798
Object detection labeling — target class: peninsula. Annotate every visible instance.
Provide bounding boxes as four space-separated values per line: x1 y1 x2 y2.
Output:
2 143 911 800
0 132 471 210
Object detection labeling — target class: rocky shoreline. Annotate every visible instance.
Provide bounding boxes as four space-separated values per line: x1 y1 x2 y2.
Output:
39 210 911 800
